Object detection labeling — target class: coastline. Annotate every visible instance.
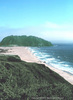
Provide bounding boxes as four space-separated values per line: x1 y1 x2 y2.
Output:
0 46 73 85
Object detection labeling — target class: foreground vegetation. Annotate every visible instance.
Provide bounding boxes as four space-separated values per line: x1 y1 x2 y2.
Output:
0 55 73 100
0 35 53 47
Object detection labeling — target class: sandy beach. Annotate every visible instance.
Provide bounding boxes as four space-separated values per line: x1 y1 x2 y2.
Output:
0 46 73 85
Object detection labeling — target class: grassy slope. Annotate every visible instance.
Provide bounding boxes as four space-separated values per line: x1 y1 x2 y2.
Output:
0 35 53 47
0 55 73 100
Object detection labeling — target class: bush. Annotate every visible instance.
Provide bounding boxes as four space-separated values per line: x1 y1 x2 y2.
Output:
0 55 73 100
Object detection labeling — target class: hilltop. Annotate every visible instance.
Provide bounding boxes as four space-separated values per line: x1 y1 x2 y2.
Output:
0 35 53 47
0 55 73 100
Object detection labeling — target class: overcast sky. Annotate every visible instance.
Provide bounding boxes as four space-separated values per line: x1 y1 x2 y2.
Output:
0 0 73 43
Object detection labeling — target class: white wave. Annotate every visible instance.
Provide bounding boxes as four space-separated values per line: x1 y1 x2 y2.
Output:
64 64 69 67
29 47 73 75
57 56 60 58
48 58 55 61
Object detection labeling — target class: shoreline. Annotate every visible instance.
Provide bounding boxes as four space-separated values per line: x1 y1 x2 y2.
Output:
0 46 73 85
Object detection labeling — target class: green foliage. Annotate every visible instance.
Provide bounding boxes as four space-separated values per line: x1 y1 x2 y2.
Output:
0 55 73 100
0 35 53 47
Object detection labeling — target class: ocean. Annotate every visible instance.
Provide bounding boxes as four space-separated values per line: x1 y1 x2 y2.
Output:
29 44 73 75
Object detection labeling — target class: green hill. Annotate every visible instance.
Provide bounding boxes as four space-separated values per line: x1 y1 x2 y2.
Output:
0 35 53 47
0 55 73 100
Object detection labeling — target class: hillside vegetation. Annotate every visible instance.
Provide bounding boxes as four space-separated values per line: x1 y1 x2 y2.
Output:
0 35 53 47
0 55 73 100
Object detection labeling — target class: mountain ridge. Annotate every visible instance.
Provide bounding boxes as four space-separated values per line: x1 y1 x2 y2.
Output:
0 35 53 47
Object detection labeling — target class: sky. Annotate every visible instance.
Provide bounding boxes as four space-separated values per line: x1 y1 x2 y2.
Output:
0 0 73 43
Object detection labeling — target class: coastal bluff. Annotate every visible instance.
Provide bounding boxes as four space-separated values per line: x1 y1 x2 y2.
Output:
0 55 73 100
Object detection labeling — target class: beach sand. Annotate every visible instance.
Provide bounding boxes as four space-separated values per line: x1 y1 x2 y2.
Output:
0 46 73 85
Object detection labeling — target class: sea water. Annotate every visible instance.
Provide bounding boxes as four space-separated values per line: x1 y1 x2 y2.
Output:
29 44 73 75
